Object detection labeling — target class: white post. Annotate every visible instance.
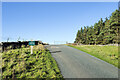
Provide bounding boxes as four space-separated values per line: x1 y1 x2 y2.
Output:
31 46 33 54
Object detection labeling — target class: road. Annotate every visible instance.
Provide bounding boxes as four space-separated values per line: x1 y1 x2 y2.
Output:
46 45 118 78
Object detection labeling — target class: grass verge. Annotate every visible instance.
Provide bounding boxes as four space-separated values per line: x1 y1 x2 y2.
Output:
67 45 119 68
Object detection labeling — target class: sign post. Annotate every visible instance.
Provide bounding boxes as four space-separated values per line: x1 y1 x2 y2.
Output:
30 46 33 54
29 41 35 54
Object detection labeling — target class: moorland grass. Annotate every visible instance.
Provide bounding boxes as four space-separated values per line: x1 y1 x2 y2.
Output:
2 44 63 79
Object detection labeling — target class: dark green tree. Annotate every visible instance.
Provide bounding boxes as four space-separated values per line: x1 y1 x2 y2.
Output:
74 9 119 45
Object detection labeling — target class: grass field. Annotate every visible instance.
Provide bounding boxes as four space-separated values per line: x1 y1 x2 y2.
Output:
2 44 63 79
67 45 119 68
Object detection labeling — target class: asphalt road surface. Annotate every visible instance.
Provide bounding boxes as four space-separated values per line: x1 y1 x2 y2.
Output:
46 45 118 78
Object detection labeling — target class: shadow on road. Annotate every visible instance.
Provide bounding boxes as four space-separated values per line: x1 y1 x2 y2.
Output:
50 51 61 53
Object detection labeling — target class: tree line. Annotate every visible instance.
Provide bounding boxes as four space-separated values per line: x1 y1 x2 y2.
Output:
74 9 120 45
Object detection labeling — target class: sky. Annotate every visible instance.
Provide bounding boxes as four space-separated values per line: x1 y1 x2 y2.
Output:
2 2 118 44
1 0 119 2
